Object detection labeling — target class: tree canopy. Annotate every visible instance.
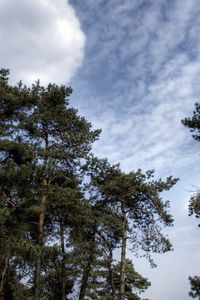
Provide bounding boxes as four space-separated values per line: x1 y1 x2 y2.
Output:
0 69 178 300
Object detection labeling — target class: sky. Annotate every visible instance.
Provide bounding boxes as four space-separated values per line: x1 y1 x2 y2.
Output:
0 0 200 299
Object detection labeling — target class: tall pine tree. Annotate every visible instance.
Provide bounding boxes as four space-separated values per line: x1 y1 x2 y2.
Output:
0 69 100 300
90 164 177 300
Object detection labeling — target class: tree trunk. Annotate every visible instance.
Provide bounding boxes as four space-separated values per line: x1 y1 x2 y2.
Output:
97 230 115 299
108 250 115 300
79 231 95 300
33 125 49 300
120 197 126 300
60 221 66 300
33 256 42 300
78 260 92 300
0 256 9 300
33 180 47 300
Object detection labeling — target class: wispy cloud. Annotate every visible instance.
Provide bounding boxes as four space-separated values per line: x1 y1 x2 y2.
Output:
1 1 200 299
0 0 86 84
69 4 200 298
71 0 200 177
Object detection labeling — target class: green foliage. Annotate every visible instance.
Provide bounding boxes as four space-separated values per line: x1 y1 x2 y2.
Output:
189 193 200 226
84 161 177 300
112 259 151 300
85 258 150 300
0 69 100 299
182 103 200 299
189 276 200 299
0 69 177 300
91 165 177 256
182 103 200 141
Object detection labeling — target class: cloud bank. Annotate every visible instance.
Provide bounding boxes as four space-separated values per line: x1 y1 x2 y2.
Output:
0 0 86 84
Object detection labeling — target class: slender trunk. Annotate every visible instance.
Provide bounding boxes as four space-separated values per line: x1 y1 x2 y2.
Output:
78 260 92 300
108 251 115 300
0 291 3 300
79 231 95 300
33 180 47 300
33 125 49 300
97 230 115 299
120 197 126 300
33 256 42 300
60 221 65 300
0 257 9 300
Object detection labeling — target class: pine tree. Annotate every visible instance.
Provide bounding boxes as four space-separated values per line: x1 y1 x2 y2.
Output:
73 157 122 300
0 69 34 300
182 103 200 299
110 259 150 300
0 69 101 299
0 68 178 300
91 165 177 300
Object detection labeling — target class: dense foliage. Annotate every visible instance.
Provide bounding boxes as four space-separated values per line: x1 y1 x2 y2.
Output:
189 276 200 299
0 69 177 300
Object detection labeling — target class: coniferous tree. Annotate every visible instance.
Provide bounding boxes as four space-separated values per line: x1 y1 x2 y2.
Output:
23 83 99 300
0 69 34 300
90 165 177 300
182 103 200 299
76 205 121 300
110 259 150 300
0 68 178 300
0 69 100 300
75 158 122 300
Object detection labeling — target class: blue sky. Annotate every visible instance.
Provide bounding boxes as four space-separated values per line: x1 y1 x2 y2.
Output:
67 0 199 175
0 0 200 299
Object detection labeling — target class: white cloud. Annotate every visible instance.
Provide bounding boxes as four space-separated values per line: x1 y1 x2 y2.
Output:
0 0 86 84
